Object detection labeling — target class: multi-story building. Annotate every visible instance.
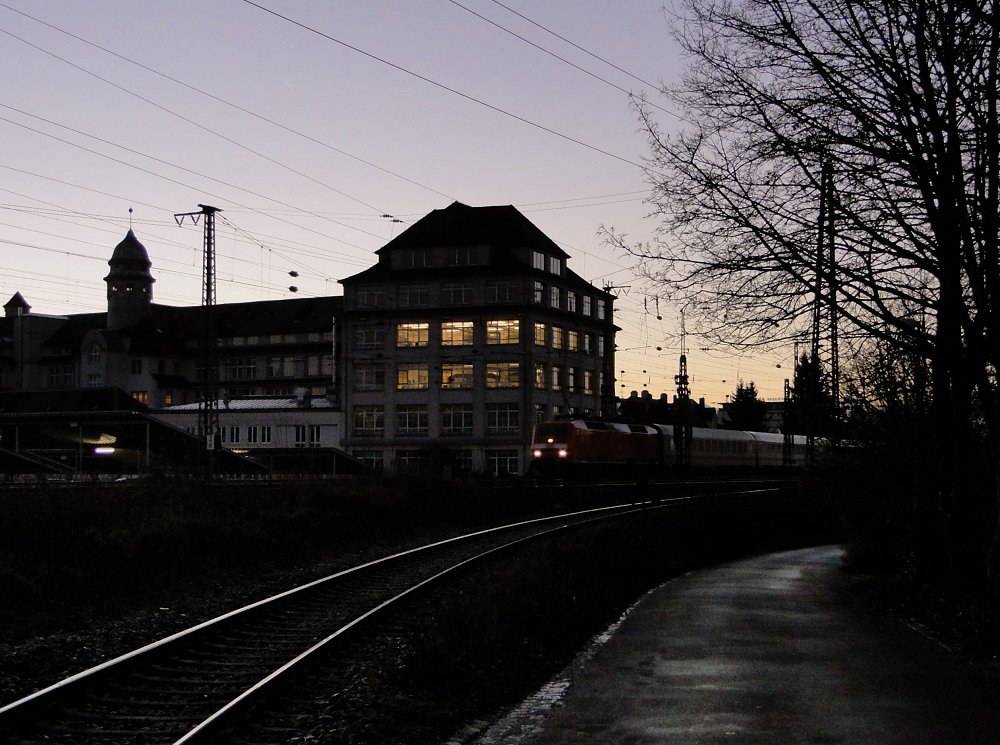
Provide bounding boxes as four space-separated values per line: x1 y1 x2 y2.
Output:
1 230 340 410
339 201 617 475
1 203 617 476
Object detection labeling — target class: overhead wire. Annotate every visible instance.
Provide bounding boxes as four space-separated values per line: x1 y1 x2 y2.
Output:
239 0 649 171
486 0 668 97
0 30 401 226
0 113 378 256
444 0 677 118
0 1 457 205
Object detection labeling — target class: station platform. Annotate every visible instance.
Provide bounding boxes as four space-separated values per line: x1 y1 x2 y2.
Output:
473 545 1000 744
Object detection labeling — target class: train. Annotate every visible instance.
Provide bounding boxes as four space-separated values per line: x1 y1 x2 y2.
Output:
529 419 809 476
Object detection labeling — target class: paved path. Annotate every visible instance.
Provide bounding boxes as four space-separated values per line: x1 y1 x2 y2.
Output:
475 546 1000 744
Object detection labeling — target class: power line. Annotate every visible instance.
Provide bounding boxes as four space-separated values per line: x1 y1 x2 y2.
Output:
0 1 457 204
0 114 379 257
0 29 400 220
445 0 676 118
239 0 648 171
487 0 667 96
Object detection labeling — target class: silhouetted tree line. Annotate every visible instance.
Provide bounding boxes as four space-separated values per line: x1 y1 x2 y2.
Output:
611 0 1000 593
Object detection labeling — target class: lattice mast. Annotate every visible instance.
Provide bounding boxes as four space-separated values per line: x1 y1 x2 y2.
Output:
810 159 839 460
674 309 693 467
174 204 222 473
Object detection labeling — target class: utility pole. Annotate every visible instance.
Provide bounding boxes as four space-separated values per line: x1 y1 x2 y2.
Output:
810 158 839 462
175 204 222 476
674 309 692 468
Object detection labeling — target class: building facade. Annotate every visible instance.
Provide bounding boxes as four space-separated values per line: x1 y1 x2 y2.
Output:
339 202 617 475
1 203 617 476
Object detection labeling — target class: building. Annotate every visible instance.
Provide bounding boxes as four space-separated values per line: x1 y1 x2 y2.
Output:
339 201 617 475
1 202 617 476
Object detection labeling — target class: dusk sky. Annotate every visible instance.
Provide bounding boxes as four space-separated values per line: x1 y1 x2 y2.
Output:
1 0 792 406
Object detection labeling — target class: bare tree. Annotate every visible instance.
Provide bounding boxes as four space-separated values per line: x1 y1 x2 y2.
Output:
617 0 1000 585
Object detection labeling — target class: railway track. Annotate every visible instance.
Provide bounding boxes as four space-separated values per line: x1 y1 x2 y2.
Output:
1 495 715 744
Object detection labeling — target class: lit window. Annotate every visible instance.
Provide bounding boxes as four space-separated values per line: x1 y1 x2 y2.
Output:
567 330 579 352
550 286 561 308
597 299 606 320
532 251 545 270
441 321 474 346
552 327 564 350
551 365 562 391
486 362 520 388
582 295 592 316
486 319 519 345
397 364 429 390
442 363 474 389
533 281 544 303
131 390 148 404
535 363 546 389
584 370 595 395
534 322 546 346
548 256 561 274
397 322 429 348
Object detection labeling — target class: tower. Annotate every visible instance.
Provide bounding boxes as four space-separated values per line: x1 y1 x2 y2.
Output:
104 229 155 331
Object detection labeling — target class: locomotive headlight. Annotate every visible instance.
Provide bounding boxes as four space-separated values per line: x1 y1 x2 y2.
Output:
546 437 554 443
558 449 568 458
532 449 542 458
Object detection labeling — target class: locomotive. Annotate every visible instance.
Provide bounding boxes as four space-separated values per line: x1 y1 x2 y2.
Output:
529 419 808 476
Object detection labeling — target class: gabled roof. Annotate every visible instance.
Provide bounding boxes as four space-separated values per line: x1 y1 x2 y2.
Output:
379 202 569 257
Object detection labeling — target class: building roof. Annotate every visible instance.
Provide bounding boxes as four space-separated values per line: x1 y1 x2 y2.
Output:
4 292 30 316
109 229 152 269
38 296 342 354
340 201 611 294
378 202 569 258
165 394 337 412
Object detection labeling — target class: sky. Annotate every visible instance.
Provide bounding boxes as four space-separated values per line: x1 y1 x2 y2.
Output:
0 0 793 407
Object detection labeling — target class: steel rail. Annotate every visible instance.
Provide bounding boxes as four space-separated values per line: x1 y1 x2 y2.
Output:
0 496 689 740
175 501 659 743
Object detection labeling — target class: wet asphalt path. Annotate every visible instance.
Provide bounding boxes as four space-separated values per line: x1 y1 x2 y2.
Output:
476 546 1000 744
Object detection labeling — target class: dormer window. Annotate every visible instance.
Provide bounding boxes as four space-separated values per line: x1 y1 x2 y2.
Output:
548 256 562 275
532 251 545 271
